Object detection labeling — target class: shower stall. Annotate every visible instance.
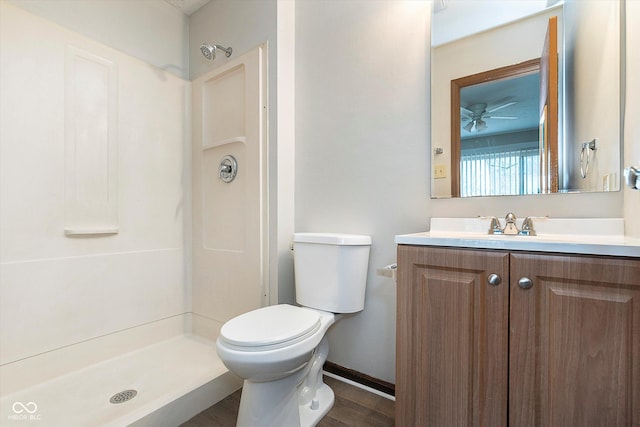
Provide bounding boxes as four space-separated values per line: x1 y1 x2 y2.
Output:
0 3 267 426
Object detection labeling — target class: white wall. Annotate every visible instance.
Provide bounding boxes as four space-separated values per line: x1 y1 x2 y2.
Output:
275 0 297 305
0 3 188 364
7 0 189 79
295 0 431 383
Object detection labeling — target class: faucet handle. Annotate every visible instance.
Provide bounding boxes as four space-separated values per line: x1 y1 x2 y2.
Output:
518 217 537 236
488 217 503 234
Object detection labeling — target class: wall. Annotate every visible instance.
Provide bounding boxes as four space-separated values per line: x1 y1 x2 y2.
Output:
275 0 297 305
0 3 188 365
624 0 640 238
6 0 189 79
295 0 431 384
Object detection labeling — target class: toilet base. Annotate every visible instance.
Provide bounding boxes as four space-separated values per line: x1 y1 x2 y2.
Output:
237 372 302 427
224 316 339 427
234 336 335 427
298 382 334 427
235 375 335 427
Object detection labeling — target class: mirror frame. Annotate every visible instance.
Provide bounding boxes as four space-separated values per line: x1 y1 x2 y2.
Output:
450 58 541 197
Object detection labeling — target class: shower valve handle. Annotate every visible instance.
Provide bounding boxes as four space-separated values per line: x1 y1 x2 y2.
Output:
218 155 238 183
625 166 639 190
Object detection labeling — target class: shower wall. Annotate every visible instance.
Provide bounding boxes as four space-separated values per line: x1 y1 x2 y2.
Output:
190 46 268 336
190 0 296 308
5 0 189 79
0 2 189 386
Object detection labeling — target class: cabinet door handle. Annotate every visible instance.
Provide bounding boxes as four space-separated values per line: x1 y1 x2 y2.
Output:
487 273 502 286
518 277 533 289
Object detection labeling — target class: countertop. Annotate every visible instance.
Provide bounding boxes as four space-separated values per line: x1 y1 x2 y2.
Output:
395 218 640 258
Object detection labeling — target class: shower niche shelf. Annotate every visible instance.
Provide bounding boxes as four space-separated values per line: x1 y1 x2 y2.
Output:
64 228 119 236
203 136 246 151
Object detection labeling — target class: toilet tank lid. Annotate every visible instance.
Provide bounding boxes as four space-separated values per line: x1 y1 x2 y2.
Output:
293 233 371 245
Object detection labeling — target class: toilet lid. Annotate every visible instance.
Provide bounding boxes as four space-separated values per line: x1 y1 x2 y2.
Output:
220 304 321 348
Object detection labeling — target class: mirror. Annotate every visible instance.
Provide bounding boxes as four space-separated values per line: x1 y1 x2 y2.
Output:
430 0 623 198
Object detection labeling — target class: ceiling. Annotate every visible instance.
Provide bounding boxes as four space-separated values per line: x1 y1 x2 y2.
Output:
460 72 540 138
164 0 211 15
432 0 560 47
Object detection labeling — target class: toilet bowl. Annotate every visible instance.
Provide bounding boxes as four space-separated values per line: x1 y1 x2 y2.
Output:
216 233 371 427
216 305 335 382
217 305 337 426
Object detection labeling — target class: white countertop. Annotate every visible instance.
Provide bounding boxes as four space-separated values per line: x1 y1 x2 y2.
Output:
395 218 640 258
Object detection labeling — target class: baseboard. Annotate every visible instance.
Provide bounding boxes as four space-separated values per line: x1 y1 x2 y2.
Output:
323 361 395 397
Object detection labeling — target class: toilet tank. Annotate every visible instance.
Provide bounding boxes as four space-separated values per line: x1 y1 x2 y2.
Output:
293 233 371 313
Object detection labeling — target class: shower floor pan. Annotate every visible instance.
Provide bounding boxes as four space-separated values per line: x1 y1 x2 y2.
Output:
0 335 241 426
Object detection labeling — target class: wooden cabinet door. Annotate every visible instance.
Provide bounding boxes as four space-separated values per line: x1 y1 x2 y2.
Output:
509 253 640 426
396 246 509 426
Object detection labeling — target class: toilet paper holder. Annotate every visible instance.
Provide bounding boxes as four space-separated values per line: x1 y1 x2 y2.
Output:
376 263 397 281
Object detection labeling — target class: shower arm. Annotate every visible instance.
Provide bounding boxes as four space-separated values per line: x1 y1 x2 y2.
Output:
214 45 233 57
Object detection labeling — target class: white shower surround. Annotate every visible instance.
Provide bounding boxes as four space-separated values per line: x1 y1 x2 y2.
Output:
190 44 268 330
0 3 244 425
0 316 240 427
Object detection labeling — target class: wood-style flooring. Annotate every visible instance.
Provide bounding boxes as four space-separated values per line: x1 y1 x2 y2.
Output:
180 375 395 427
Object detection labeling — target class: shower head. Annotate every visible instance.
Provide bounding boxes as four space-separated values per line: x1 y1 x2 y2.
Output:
200 43 233 61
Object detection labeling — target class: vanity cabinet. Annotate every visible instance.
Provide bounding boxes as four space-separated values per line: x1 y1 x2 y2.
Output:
396 245 640 426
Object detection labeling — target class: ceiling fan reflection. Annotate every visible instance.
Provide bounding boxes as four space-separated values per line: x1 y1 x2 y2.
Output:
461 102 518 133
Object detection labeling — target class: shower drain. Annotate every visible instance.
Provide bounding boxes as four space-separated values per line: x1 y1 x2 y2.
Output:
109 389 137 404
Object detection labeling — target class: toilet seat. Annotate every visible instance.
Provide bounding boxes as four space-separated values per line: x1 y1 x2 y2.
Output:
219 305 321 351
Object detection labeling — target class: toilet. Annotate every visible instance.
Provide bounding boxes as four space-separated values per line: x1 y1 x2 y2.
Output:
216 232 371 427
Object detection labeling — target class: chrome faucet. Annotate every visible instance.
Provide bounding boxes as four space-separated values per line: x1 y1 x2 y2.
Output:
488 213 536 236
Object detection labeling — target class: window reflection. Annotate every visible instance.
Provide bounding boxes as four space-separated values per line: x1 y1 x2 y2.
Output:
460 143 540 197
